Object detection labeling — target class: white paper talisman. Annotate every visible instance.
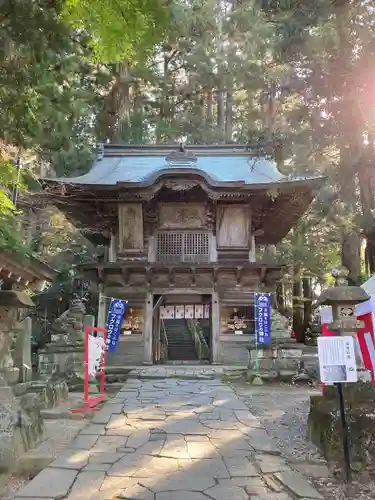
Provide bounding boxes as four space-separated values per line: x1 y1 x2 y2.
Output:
88 335 105 376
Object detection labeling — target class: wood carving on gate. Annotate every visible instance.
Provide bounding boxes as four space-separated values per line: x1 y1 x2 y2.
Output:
118 203 144 253
159 203 207 230
216 205 250 249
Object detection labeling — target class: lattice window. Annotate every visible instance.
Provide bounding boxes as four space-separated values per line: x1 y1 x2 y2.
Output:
157 232 183 261
157 231 209 263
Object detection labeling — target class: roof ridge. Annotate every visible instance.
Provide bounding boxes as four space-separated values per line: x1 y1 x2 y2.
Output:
97 143 261 159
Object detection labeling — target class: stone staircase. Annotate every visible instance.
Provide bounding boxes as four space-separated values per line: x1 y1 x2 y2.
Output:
164 319 199 361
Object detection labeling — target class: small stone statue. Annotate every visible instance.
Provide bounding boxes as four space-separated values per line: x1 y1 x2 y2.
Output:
270 308 291 339
50 299 86 343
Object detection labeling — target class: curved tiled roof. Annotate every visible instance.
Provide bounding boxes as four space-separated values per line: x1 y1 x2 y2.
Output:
54 155 287 185
46 144 322 187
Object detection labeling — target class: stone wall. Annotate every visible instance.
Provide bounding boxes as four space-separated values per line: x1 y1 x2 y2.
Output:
220 336 250 365
308 383 375 470
13 379 69 409
0 379 69 472
106 335 144 366
247 342 303 381
38 343 85 389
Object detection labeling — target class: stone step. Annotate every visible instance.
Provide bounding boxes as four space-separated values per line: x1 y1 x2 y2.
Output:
104 367 132 374
167 337 192 340
168 345 196 351
168 349 197 358
167 340 192 343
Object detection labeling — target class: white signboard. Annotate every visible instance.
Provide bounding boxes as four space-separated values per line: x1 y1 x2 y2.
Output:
195 305 204 319
317 336 357 383
204 305 210 319
184 305 194 319
160 306 175 319
175 305 185 319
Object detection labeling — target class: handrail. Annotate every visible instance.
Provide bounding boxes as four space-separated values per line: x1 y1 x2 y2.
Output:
186 319 210 360
196 323 210 357
160 318 168 347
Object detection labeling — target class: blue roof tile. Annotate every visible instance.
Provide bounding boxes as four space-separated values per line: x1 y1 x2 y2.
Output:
52 155 298 185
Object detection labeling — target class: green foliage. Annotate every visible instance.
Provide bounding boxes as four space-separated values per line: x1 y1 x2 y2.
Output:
62 0 171 62
0 161 17 215
0 157 29 256
1 0 374 289
0 0 112 177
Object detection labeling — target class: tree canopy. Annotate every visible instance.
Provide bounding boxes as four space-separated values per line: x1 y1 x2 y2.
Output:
1 0 375 336
62 0 171 62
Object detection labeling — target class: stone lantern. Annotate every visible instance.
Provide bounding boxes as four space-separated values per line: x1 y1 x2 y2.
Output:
0 290 35 388
308 267 375 471
317 267 371 379
0 290 36 471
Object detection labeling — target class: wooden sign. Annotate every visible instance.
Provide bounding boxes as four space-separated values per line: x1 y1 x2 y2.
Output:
159 203 206 229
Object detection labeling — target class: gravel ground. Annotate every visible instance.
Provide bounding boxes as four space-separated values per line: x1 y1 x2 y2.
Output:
232 381 375 500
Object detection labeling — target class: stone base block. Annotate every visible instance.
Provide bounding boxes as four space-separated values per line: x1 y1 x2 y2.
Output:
13 380 69 409
247 340 303 381
0 393 44 473
0 378 71 473
308 383 375 470
38 342 85 390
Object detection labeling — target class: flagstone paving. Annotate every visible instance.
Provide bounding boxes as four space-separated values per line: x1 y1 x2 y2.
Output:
14 377 323 500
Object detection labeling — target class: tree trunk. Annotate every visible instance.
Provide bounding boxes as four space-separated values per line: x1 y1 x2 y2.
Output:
334 2 362 284
207 90 213 123
302 276 312 332
104 61 133 142
156 54 170 143
359 134 375 275
216 7 225 142
292 276 305 343
276 282 285 311
225 90 233 143
217 89 225 141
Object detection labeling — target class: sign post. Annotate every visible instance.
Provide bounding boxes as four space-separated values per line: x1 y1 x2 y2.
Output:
253 293 271 385
71 325 107 413
316 267 372 486
317 335 358 484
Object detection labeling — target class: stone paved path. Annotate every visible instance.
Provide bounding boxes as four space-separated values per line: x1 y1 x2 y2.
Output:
14 377 323 500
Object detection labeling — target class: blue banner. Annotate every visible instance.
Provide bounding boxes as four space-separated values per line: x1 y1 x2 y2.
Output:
106 299 127 352
254 293 271 345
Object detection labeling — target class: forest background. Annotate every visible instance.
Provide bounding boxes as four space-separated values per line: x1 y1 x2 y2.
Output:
1 0 375 342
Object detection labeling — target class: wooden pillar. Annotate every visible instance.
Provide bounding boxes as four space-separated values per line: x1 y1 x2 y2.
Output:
209 235 218 262
249 234 256 262
109 234 117 262
143 293 153 364
148 236 156 263
211 291 221 364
